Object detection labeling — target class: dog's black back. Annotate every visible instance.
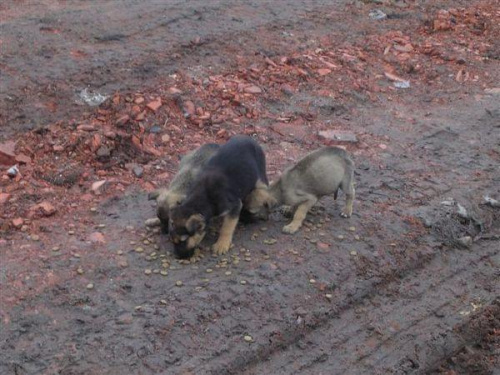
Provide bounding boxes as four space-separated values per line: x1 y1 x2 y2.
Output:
181 135 268 220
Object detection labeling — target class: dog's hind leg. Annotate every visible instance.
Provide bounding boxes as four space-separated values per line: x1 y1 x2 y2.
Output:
212 201 242 255
340 173 355 218
282 194 317 234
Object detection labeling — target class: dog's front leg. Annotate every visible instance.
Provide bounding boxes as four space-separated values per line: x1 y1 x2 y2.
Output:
212 201 242 255
282 195 317 234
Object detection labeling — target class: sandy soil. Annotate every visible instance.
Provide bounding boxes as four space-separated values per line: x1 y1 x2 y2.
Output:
1 0 499 374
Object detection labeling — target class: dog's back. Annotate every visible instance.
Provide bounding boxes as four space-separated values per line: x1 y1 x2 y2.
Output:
201 135 268 199
282 147 353 197
169 143 220 193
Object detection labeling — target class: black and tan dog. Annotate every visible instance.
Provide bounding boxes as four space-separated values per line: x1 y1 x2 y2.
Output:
169 135 271 258
245 146 355 234
148 143 220 233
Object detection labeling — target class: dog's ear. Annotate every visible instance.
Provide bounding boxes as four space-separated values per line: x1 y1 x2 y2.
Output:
148 189 161 201
149 188 169 201
186 214 206 234
253 189 277 208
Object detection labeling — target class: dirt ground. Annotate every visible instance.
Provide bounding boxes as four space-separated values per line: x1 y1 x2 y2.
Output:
1 0 499 374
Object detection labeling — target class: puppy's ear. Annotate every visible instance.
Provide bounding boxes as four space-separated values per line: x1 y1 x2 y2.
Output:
186 214 206 234
148 188 169 201
255 189 278 208
148 189 161 201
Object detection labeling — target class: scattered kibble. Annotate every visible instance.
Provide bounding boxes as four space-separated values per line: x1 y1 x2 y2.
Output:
263 239 277 245
117 250 123 255
160 270 168 276
77 267 84 275
175 280 183 287
86 283 94 290
135 247 144 253
325 294 333 299
240 280 247 285
206 268 213 273
244 335 253 342
144 269 152 275
350 250 357 256
160 300 167 305
309 279 316 284
348 226 356 232
225 271 232 276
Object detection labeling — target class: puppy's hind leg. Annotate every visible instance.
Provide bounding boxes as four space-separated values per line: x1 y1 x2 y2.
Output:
212 201 242 255
340 174 355 218
282 194 317 234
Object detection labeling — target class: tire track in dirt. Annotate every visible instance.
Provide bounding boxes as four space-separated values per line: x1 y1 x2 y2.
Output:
212 243 499 375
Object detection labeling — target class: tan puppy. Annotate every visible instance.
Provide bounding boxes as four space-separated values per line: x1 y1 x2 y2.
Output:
148 143 220 233
245 146 355 234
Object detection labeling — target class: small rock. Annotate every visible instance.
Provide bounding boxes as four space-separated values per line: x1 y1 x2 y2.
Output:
243 85 262 94
7 165 18 178
91 180 107 193
457 236 472 248
116 313 133 324
96 146 111 158
89 232 106 244
149 125 161 134
132 166 144 178
161 134 171 143
369 9 387 20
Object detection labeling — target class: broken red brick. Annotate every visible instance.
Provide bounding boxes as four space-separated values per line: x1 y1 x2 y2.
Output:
146 98 162 112
317 68 331 76
77 124 96 132
34 201 57 217
0 193 11 204
0 141 16 166
116 114 130 126
12 217 24 228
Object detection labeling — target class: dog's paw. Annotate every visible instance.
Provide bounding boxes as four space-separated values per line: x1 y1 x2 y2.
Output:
280 206 293 218
282 223 300 234
340 210 352 218
212 240 231 255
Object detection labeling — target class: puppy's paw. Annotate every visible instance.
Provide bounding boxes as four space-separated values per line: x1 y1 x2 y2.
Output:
280 206 293 218
282 223 300 234
212 240 231 255
340 210 352 218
